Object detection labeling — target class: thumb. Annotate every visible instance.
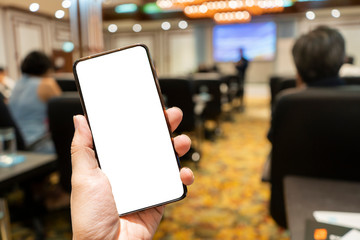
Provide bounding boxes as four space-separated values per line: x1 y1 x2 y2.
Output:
71 115 99 174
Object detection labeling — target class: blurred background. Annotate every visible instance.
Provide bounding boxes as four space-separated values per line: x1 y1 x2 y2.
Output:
0 0 360 239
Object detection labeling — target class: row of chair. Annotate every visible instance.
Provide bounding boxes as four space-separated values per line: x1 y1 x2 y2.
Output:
49 74 243 192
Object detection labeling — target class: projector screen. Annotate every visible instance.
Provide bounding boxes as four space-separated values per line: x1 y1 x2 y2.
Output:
213 22 277 62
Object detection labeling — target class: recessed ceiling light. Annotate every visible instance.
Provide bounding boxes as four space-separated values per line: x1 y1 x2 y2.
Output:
108 24 118 33
62 0 72 9
178 20 188 29
55 10 65 19
331 9 340 18
29 3 40 12
161 21 171 31
305 11 315 20
132 24 142 33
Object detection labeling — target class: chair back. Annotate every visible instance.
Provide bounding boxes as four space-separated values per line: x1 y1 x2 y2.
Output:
270 86 360 227
0 94 26 150
56 79 78 92
192 79 222 120
158 78 195 133
48 96 83 192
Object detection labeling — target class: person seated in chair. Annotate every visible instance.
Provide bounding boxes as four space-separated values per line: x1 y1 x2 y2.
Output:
267 25 346 144
9 51 62 153
264 25 347 227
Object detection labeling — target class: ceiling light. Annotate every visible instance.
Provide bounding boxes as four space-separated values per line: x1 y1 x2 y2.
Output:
115 4 138 14
62 0 72 9
132 24 142 32
331 9 340 18
143 3 162 14
108 24 118 33
178 20 188 29
161 22 171 31
305 11 315 20
29 3 40 12
55 10 65 19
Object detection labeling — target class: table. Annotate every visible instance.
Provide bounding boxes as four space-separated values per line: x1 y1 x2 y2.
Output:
0 151 56 239
0 151 56 191
284 176 360 240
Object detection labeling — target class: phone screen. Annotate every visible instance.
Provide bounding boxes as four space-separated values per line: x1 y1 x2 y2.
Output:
73 45 186 216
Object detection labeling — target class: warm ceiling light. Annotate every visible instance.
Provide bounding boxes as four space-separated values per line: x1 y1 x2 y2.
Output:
158 0 285 23
55 10 65 19
132 24 142 32
161 21 171 30
306 10 315 20
29 3 40 12
108 24 118 33
62 0 72 8
331 9 340 18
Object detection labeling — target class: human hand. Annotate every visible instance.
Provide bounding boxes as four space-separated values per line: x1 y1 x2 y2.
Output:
70 107 194 240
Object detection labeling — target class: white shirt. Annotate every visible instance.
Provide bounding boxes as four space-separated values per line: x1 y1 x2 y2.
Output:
0 76 16 99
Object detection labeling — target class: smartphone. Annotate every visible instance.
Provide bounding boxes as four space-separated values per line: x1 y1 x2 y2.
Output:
73 44 187 216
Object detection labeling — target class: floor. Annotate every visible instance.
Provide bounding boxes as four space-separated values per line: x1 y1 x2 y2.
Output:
8 83 290 239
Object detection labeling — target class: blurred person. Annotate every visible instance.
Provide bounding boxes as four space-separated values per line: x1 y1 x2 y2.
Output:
235 48 249 81
235 48 249 110
265 25 346 176
291 25 345 88
264 25 347 227
9 51 62 153
0 67 15 100
70 109 194 240
339 55 360 77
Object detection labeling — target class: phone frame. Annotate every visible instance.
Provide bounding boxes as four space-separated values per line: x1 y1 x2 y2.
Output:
72 44 187 216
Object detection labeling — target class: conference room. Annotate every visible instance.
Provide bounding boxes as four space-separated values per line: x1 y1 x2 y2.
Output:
0 0 360 239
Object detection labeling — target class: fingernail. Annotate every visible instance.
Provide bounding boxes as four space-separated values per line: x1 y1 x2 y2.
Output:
73 115 79 129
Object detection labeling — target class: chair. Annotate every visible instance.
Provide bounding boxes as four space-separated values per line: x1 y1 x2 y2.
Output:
158 78 202 163
0 93 26 150
270 86 360 228
56 79 78 92
269 76 296 109
191 76 223 140
192 79 222 121
47 96 83 192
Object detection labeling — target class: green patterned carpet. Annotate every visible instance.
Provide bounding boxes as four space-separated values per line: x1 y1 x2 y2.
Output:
10 97 289 240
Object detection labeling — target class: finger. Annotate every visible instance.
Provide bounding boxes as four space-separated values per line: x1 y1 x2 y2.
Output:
173 134 191 157
180 167 194 186
166 107 183 132
71 115 99 173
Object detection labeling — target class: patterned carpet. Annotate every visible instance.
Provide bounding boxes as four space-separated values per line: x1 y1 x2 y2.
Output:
154 98 289 240
9 97 289 240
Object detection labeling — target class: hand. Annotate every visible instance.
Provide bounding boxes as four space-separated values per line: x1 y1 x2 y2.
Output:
70 107 194 240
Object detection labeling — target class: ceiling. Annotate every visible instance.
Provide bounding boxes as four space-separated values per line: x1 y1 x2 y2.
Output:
1 0 360 22
0 0 70 19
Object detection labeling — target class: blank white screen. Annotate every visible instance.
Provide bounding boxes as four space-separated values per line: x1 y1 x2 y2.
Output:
74 45 185 215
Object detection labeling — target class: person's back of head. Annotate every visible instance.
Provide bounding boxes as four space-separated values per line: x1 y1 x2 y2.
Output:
21 51 53 77
292 25 345 85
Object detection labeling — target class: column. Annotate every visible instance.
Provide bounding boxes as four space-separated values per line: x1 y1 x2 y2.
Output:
69 0 104 58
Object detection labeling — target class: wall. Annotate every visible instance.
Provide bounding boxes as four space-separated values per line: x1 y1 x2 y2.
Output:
0 7 71 80
1 6 358 82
